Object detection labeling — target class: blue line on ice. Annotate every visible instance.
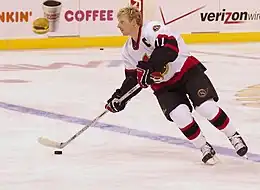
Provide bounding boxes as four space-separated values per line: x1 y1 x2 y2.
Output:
0 101 259 163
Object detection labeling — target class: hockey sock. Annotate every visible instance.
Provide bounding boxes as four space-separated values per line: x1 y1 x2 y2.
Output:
196 100 236 137
169 104 207 148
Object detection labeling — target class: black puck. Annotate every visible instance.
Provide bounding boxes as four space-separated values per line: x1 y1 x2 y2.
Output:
54 150 62 155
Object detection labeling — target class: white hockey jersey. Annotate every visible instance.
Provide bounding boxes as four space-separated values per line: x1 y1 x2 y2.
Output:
121 21 201 91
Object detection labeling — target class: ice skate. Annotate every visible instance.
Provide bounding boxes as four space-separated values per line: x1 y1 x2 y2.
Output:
201 142 218 165
229 132 248 158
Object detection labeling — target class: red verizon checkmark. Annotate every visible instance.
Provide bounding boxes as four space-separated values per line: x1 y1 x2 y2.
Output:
160 5 206 25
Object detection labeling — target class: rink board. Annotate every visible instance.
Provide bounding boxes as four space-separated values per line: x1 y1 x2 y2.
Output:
1 0 260 50
1 32 260 50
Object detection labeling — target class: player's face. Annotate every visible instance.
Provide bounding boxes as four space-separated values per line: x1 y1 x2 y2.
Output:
117 15 135 36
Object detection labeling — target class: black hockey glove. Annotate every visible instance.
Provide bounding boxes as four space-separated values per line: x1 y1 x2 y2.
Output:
137 61 163 88
105 89 126 113
105 76 142 113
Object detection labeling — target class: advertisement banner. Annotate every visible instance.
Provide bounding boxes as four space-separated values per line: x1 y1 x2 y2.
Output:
218 0 260 32
0 0 80 39
0 0 260 40
155 0 220 33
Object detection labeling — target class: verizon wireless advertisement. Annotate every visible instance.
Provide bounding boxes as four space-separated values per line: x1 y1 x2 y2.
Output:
156 0 260 33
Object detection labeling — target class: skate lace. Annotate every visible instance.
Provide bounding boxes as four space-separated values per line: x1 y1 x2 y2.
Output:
229 134 243 150
201 144 212 156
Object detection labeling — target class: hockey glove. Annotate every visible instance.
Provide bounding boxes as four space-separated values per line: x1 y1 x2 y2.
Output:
105 89 126 113
137 61 163 88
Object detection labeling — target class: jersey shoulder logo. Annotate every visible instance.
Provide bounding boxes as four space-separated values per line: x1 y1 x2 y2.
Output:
153 25 161 32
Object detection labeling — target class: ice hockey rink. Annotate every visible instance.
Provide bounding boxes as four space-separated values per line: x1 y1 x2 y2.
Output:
0 42 260 190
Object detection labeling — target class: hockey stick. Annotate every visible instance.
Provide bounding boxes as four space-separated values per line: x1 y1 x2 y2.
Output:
38 84 140 149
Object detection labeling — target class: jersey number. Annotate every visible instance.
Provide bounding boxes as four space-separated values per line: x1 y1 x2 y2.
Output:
155 37 165 48
142 37 166 48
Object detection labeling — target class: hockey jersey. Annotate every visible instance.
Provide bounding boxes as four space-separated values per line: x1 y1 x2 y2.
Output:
121 21 201 91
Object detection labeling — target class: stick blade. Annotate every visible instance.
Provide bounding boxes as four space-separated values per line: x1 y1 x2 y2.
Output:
38 137 62 149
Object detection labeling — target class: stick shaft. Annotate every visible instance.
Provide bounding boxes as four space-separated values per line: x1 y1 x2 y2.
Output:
59 84 140 148
60 110 108 148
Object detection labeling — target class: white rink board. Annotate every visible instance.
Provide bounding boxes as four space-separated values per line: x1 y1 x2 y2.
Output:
0 0 260 39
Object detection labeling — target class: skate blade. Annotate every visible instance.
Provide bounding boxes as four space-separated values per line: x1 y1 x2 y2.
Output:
205 155 220 165
243 154 248 160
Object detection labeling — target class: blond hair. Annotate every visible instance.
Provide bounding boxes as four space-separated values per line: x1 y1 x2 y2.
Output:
117 6 142 26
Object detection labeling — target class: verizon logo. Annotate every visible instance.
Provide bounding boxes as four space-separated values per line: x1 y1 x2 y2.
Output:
201 9 260 24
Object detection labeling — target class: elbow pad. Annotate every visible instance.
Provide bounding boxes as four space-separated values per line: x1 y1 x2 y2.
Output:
149 47 178 72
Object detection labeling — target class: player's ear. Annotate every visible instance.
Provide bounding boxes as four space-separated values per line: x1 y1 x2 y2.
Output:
131 18 137 26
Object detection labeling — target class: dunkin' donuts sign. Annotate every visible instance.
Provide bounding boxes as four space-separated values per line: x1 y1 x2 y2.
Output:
31 0 118 37
32 0 63 34
64 9 114 22
0 11 33 23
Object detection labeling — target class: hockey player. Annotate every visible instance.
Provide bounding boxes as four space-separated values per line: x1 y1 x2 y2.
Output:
105 6 248 164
